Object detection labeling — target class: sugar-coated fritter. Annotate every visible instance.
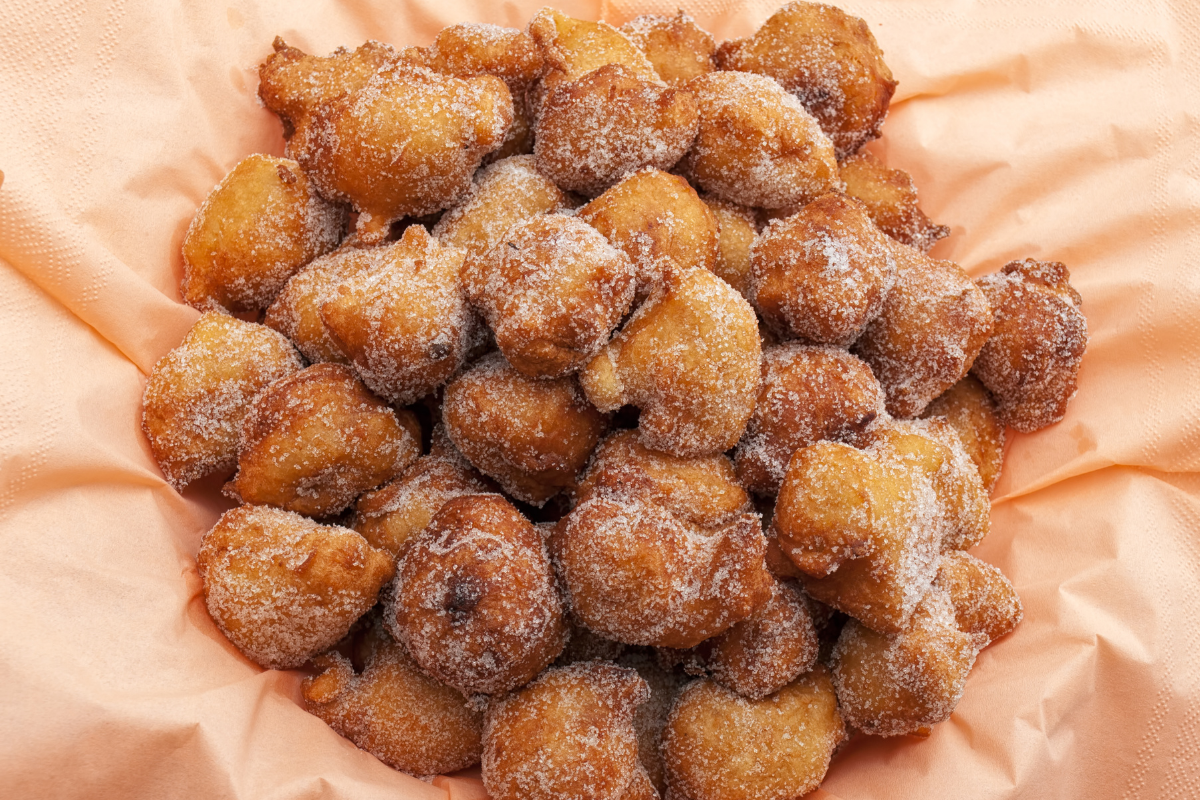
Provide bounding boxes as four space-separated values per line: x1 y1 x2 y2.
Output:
581 267 762 458
832 586 976 737
621 11 716 87
302 637 484 776
840 151 949 252
680 71 841 209
228 364 421 517
483 661 649 800
181 155 344 312
701 195 757 301
321 226 473 405
620 650 687 794
715 1 896 160
750 193 897 345
198 504 394 669
936 551 1023 647
662 667 844 800
922 376 1006 493
389 494 567 695
527 7 662 105
735 344 884 497
534 64 698 197
432 155 569 262
971 258 1088 432
463 215 636 378
854 240 993 418
143 312 303 489
578 168 719 299
290 60 513 243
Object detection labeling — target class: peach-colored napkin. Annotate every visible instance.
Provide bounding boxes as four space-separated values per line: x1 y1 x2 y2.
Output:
2 0 1198 797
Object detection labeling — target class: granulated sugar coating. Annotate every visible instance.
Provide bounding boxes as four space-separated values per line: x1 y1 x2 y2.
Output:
662 667 844 800
621 12 716 88
855 239 994 418
935 551 1023 648
228 363 421 518
715 1 896 160
534 64 698 197
482 661 649 800
321 226 474 405
679 71 842 209
734 344 884 497
389 494 567 695
181 154 344 313
197 505 394 669
921 375 1006 493
750 192 897 345
142 312 303 489
462 215 636 377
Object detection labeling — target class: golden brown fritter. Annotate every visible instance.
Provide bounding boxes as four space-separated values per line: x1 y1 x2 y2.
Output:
701 195 757 301
935 551 1023 647
854 240 993 418
302 637 484 777
750 193 897 345
433 155 569 261
320 225 473 405
662 667 844 800
840 151 949 252
621 12 716 87
443 353 609 505
389 494 567 695
534 64 698 197
527 7 662 104
971 258 1089 432
577 168 719 299
715 1 896 159
483 661 650 800
922 375 1006 493
580 267 762 458
142 312 303 489
832 586 976 737
679 71 841 209
734 344 884 497
420 23 544 90
228 363 421 517
197 504 394 669
181 155 344 312
462 215 636 378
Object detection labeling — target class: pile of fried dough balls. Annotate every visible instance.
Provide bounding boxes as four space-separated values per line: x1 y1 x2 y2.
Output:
143 3 1089 798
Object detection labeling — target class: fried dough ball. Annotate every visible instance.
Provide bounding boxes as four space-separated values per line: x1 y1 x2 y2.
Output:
534 64 698 197
483 661 649 800
662 667 844 800
302 637 483 776
715 1 897 159
854 241 993 418
292 60 513 243
444 354 609 505
463 215 636 377
228 364 421 517
704 579 819 700
181 155 344 312
702 196 757 301
527 7 662 102
433 155 568 261
971 259 1089 432
840 151 949 252
750 193 897 345
935 551 1023 647
320 226 473 405
389 494 567 695
142 312 303 489
734 344 884 497
580 267 761 458
420 23 543 90
198 505 394 668
621 12 715 87
351 435 493 559
578 168 719 299
831 586 976 737
922 376 1006 493
678 71 841 209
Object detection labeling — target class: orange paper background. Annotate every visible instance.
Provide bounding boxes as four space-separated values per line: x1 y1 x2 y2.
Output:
2 0 1199 797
